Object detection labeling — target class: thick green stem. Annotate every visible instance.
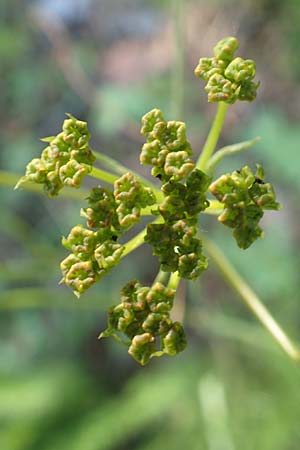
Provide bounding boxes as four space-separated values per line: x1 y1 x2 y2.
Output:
90 167 118 184
203 236 300 362
122 217 163 258
154 268 169 285
168 271 181 291
197 102 228 172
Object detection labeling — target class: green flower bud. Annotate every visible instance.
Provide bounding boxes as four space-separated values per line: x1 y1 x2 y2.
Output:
22 158 48 184
178 251 208 280
62 224 96 259
140 140 168 167
145 220 207 279
194 37 259 104
94 241 124 270
128 333 156 366
194 57 227 81
100 280 186 365
185 169 211 215
210 165 280 248
213 36 238 61
238 80 259 102
140 110 195 182
81 186 119 229
16 114 95 197
59 159 90 188
164 151 195 181
60 257 99 296
114 172 155 228
62 113 91 148
205 73 240 104
224 57 256 83
44 167 63 197
162 322 187 356
141 109 164 136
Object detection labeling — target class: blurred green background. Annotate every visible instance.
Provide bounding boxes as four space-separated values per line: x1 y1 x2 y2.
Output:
1 0 300 449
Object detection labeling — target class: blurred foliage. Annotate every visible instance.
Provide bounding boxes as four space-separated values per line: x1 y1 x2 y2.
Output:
1 0 300 449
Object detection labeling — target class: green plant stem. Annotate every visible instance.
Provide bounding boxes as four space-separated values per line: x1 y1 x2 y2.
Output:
1 170 89 200
90 166 119 184
202 236 300 362
206 137 261 173
168 271 181 291
197 102 228 172
122 217 163 258
154 268 169 285
93 150 134 176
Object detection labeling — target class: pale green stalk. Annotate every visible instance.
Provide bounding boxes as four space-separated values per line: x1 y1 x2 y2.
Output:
154 268 169 285
197 102 228 171
202 236 300 362
206 136 261 173
168 271 181 291
122 217 163 258
90 166 119 184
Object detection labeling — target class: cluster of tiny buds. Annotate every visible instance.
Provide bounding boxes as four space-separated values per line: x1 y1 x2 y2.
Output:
15 36 281 365
16 114 95 197
194 36 259 103
100 280 187 365
210 165 280 248
61 172 156 297
140 109 210 280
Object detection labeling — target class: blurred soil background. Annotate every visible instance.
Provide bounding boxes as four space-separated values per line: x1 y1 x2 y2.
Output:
1 0 300 449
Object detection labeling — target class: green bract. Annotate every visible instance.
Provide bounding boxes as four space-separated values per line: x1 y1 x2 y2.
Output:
194 36 259 104
209 165 280 249
16 114 96 197
100 280 187 365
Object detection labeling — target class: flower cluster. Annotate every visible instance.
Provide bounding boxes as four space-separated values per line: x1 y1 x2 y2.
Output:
16 114 95 197
194 37 259 103
140 109 210 279
114 172 156 228
61 173 155 296
140 109 195 182
100 280 187 365
61 224 124 297
209 165 280 249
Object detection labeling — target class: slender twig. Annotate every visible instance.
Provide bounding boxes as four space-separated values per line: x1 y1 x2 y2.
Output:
202 236 300 362
122 217 162 258
206 137 261 173
197 102 228 171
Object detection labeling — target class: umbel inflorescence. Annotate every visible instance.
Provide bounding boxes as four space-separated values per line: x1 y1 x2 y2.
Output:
16 37 281 365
